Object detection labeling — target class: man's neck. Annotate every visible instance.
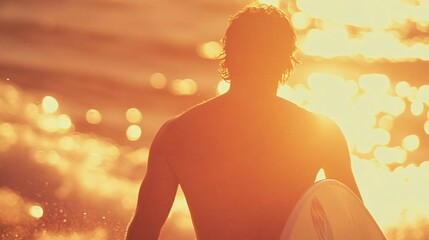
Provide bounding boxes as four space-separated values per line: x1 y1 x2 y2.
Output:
227 81 277 97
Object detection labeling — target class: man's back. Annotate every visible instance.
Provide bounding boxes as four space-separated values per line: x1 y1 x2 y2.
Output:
125 5 360 240
157 91 348 239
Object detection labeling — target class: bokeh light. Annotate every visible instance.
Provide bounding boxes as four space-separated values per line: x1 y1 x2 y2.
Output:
395 81 411 98
171 79 198 96
25 103 40 120
149 73 167 90
217 80 230 95
374 146 408 164
379 115 395 131
196 41 223 59
41 96 59 114
402 134 420 152
86 109 102 125
291 11 311 30
126 125 142 141
28 205 44 219
126 108 142 124
411 102 424 116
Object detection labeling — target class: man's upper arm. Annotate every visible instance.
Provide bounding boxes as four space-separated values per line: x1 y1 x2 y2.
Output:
126 121 179 240
321 121 362 200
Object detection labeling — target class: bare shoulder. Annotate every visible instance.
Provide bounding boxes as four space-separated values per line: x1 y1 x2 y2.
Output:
276 97 346 146
280 96 343 137
168 95 229 128
306 112 350 161
274 97 333 128
177 95 225 118
154 96 224 140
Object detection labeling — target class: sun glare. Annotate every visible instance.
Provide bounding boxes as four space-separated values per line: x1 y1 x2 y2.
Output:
295 0 429 60
257 0 280 7
277 70 429 234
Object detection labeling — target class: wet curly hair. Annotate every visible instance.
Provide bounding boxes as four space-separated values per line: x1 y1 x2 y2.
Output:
219 3 298 84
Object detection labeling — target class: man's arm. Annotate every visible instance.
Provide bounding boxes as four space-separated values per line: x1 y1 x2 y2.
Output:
126 123 178 240
321 122 362 200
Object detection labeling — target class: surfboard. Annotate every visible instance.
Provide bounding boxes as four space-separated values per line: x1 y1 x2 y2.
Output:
279 179 386 240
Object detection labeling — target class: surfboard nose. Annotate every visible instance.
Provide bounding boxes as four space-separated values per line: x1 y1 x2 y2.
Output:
280 179 386 240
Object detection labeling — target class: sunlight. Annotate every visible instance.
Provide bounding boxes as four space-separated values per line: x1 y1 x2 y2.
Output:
37 114 73 133
58 114 72 130
300 27 350 58
59 136 76 151
36 228 107 240
297 0 429 28
411 101 424 116
374 147 407 164
352 158 429 231
0 188 28 225
257 0 280 7
358 74 390 93
417 85 429 104
314 168 326 182
277 71 429 235
25 103 40 120
395 81 411 98
300 27 429 60
3 84 20 115
0 123 17 152
295 0 429 60
378 115 394 131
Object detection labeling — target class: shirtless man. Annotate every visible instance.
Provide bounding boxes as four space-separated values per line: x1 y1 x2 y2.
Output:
126 4 361 240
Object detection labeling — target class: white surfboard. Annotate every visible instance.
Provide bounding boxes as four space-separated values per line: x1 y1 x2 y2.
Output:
280 179 386 240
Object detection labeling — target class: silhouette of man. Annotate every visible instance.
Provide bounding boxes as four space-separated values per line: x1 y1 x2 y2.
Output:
126 4 361 240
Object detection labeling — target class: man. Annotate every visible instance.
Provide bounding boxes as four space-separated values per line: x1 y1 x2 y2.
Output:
126 3 361 240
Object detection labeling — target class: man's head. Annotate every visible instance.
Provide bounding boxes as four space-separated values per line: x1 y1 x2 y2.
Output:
219 3 297 86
